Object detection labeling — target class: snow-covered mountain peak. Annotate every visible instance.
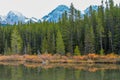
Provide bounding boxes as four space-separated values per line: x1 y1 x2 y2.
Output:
42 5 70 22
54 5 69 12
6 10 26 25
7 10 24 17
0 11 40 25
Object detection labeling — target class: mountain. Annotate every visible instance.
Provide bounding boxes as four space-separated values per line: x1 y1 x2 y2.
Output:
0 5 98 25
42 5 98 22
0 15 7 24
42 5 70 22
84 5 98 14
0 11 40 25
6 11 26 25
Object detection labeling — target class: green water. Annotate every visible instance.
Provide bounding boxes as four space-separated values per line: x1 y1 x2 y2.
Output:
0 64 120 80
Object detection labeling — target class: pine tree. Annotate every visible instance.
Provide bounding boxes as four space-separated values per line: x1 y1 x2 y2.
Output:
69 3 75 54
100 48 104 55
60 12 72 53
113 24 120 54
47 26 56 53
11 27 23 54
4 40 9 55
74 46 81 56
84 25 95 54
41 37 48 53
96 17 104 54
0 27 4 54
56 30 65 55
27 43 32 54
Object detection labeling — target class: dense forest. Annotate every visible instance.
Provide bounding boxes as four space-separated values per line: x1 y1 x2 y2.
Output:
0 0 120 55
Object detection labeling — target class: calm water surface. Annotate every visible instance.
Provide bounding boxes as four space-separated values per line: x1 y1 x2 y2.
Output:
0 64 120 80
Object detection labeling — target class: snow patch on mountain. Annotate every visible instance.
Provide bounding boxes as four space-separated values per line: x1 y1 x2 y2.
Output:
25 17 40 23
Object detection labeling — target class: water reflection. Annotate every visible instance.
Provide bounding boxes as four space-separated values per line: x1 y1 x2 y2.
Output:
0 63 120 80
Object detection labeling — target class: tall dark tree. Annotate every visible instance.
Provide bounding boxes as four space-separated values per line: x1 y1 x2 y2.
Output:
84 25 95 54
0 27 4 54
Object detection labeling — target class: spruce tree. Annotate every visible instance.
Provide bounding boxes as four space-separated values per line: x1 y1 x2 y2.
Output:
0 27 4 54
11 27 23 54
74 46 81 56
56 30 65 55
84 25 95 54
41 37 48 53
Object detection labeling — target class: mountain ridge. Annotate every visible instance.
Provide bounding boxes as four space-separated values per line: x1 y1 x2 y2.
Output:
0 5 98 25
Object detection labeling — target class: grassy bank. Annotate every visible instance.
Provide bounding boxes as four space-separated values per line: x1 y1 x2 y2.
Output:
0 53 120 64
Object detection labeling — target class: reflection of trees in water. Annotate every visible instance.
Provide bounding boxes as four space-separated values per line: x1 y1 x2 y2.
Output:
43 67 81 80
37 67 41 74
53 67 65 80
0 65 11 79
103 69 120 80
100 69 105 80
11 66 23 80
74 70 81 80
64 68 76 80
0 64 120 80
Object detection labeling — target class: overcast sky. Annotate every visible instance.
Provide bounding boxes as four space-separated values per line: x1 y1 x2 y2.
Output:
0 0 119 19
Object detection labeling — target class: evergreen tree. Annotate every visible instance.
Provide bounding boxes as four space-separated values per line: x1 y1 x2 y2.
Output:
84 25 95 54
56 30 65 55
113 24 120 54
11 27 23 54
47 26 56 53
0 27 4 54
69 3 76 54
74 46 81 56
4 40 9 55
96 17 105 54
100 48 104 55
41 37 48 53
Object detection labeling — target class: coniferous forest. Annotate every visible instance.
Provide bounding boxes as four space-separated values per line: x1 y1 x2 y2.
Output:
0 0 120 55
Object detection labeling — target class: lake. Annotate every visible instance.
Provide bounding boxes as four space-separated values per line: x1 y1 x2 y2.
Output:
0 63 120 80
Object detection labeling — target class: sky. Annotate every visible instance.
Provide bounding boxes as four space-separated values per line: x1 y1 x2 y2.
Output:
0 0 119 19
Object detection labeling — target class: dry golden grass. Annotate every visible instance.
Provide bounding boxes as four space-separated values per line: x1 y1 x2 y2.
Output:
0 53 120 64
0 55 24 61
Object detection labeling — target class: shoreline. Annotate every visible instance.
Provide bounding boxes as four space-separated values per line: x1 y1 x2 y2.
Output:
0 53 120 64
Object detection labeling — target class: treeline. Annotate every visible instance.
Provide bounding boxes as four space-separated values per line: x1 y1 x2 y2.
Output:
0 0 120 55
